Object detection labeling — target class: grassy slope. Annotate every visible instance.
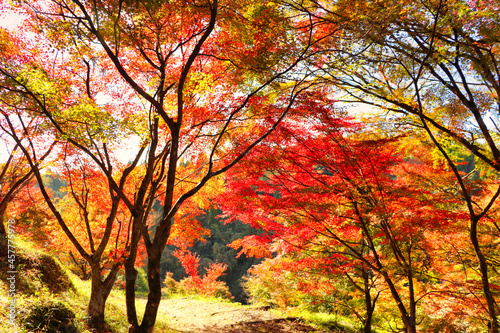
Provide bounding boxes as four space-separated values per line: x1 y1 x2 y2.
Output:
0 237 175 333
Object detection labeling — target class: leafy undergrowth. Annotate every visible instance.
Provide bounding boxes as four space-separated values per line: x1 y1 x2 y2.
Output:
0 238 73 296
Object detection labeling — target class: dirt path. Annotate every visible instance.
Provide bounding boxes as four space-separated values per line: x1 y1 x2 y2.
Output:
157 297 325 333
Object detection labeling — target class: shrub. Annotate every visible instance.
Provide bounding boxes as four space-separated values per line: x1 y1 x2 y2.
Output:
24 301 76 332
163 246 233 300
161 272 178 296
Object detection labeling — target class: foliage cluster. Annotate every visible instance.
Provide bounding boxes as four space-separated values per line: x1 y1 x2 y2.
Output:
219 107 500 332
161 271 232 301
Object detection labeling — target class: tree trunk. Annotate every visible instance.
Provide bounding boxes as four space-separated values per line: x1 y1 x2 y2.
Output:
126 250 163 333
380 272 417 333
363 310 373 333
88 289 106 332
125 215 144 333
125 263 139 333
471 218 499 333
362 269 376 333
0 208 7 258
88 263 119 332
407 248 417 333
137 249 163 333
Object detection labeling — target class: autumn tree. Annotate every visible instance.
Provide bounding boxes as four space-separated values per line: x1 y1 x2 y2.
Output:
0 24 147 330
279 0 500 330
2 110 135 331
2 0 330 332
161 172 231 298
219 105 467 333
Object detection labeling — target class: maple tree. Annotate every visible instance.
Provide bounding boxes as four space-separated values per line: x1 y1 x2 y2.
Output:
218 104 470 332
160 200 265 302
162 174 231 298
168 244 231 298
279 0 500 330
0 6 128 329
1 0 329 331
2 129 134 331
0 23 147 330
46 150 134 330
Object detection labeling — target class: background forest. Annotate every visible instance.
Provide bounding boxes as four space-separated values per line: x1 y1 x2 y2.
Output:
1 0 500 333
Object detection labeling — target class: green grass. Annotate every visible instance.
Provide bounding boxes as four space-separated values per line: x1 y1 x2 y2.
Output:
26 270 176 333
284 307 359 333
0 237 177 333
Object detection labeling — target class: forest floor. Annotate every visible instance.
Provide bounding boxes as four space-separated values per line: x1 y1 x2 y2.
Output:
0 238 340 333
158 297 328 333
